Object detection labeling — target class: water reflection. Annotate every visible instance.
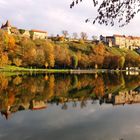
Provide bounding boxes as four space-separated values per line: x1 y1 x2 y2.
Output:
0 72 140 119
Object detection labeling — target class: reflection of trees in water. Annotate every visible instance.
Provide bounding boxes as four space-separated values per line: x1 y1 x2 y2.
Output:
0 73 140 119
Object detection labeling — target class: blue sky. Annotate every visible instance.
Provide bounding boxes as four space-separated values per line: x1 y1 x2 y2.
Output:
0 0 140 39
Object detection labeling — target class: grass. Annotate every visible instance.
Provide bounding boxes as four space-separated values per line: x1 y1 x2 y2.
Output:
0 65 138 75
0 65 71 73
106 46 140 57
0 66 109 75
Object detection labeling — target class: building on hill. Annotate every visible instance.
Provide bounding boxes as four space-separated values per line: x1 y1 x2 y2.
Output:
31 30 48 40
100 34 140 50
30 100 47 110
100 35 106 43
1 20 48 40
1 20 19 34
19 29 29 38
1 20 11 34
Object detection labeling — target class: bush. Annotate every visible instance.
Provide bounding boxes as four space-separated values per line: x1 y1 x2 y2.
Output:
19 29 25 34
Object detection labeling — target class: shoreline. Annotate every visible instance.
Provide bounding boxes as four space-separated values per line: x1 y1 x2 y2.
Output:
0 66 139 74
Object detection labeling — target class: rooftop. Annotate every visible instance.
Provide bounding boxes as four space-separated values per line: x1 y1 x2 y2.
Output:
1 20 11 28
31 29 47 33
113 34 140 40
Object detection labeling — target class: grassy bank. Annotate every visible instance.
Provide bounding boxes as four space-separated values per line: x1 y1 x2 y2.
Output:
0 65 137 75
0 66 71 73
0 66 103 74
0 29 140 70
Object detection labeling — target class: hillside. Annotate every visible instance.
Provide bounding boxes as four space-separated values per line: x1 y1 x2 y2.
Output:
0 30 140 70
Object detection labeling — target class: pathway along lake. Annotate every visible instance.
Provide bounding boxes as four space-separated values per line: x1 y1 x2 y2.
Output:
0 72 140 140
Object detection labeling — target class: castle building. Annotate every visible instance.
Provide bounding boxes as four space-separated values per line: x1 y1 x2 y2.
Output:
1 20 48 40
31 30 48 40
1 20 19 34
1 20 12 34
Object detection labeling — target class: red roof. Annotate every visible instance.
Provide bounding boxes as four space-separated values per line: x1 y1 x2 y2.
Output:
113 34 140 40
31 106 46 110
114 34 125 38
31 29 47 33
106 36 114 39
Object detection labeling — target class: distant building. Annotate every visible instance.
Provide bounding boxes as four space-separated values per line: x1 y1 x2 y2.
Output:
1 20 11 34
1 20 19 34
100 35 106 43
30 100 47 110
31 30 48 40
101 34 140 50
1 20 48 40
19 29 30 38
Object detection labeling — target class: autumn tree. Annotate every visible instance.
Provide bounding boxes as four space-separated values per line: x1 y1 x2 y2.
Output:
125 53 140 68
0 30 9 50
79 53 89 68
33 39 55 68
20 38 37 66
118 56 125 70
0 52 9 67
89 54 104 68
13 58 22 67
47 75 55 99
103 55 121 69
54 45 71 68
8 35 16 50
93 43 105 55
43 41 55 68
72 54 78 69
13 76 22 85
35 48 45 67
92 77 105 97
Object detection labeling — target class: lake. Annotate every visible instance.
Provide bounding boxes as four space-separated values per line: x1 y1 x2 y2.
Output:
0 72 140 140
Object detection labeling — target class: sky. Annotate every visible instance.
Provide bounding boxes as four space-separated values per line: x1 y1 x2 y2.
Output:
0 0 140 39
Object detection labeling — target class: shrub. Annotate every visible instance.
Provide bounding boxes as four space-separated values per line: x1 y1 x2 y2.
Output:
19 29 25 34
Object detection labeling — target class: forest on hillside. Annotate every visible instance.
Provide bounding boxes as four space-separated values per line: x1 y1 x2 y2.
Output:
0 30 140 69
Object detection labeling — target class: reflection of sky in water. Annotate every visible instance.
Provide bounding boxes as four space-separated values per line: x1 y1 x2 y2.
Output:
0 101 140 140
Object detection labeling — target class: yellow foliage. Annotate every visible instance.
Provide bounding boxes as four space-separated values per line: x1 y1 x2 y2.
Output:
13 76 22 85
8 35 15 50
0 52 9 67
45 62 48 68
47 75 55 99
79 39 85 44
13 58 22 67
44 75 48 81
0 74 9 89
30 85 37 93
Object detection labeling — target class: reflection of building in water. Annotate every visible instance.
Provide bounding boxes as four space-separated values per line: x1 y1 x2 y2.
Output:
0 100 47 120
1 106 11 120
126 70 139 76
116 91 140 105
106 90 140 105
30 100 47 110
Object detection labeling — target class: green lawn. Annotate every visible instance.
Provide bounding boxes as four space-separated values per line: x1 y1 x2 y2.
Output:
0 65 71 73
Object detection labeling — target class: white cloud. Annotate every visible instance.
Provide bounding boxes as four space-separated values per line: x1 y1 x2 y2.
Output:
0 0 8 7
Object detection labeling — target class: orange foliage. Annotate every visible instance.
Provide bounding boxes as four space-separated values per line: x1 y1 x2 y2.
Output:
92 77 105 97
8 36 16 50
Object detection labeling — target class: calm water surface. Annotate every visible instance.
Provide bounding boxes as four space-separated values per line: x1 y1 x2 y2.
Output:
0 72 140 140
